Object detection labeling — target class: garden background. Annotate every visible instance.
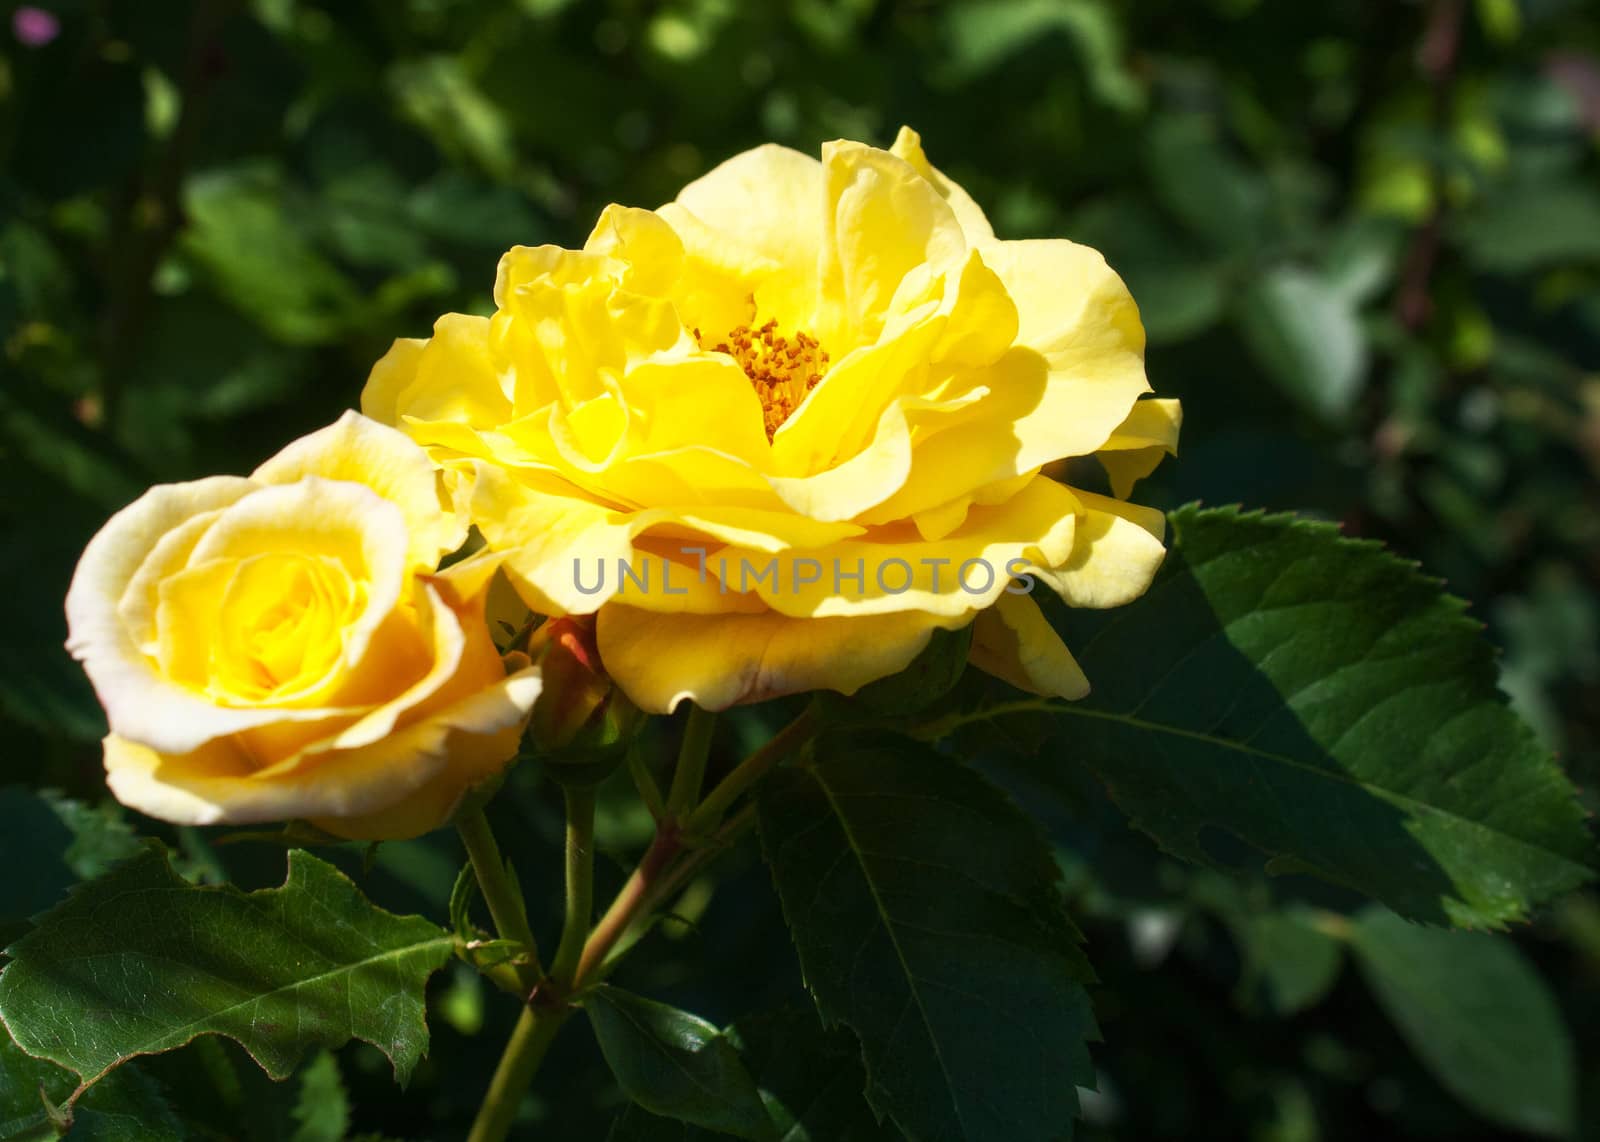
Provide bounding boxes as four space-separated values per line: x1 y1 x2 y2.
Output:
3 0 1599 1138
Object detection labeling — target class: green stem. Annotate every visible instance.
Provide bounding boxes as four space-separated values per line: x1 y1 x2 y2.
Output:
684 706 818 835
457 809 540 986
656 804 755 903
573 828 681 987
626 740 667 821
666 704 717 820
465 707 822 1142
573 802 758 987
549 783 596 984
465 1004 569 1142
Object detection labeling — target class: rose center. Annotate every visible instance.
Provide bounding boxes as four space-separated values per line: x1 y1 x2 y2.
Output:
698 319 829 440
214 554 350 701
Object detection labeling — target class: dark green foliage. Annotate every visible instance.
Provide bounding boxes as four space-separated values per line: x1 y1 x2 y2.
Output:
1350 906 1576 1137
1029 506 1594 927
759 739 1095 1142
0 846 454 1086
607 1006 897 1141
1 1026 187 1142
3 0 1599 1138
586 986 774 1139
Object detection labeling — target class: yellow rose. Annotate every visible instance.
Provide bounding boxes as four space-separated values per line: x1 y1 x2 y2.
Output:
64 412 542 840
364 128 1179 713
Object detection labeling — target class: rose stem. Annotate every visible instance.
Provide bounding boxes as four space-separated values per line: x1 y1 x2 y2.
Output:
574 706 818 985
665 703 717 820
457 807 540 987
683 705 818 835
465 1004 568 1142
548 783 597 985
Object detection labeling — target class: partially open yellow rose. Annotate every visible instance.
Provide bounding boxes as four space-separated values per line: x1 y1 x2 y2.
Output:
65 412 541 839
364 128 1179 712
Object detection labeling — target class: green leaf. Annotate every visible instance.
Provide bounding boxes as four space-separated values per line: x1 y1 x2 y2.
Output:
759 738 1095 1142
389 56 517 180
1223 905 1343 1016
181 165 361 346
39 792 145 882
2 1026 186 1142
1188 872 1343 1015
1235 911 1343 1016
585 986 774 1140
1456 182 1600 272
1144 115 1271 254
407 172 546 251
1350 906 1575 1136
0 845 455 1089
1026 505 1594 927
607 1006 898 1141
449 862 481 942
940 0 1143 111
288 1051 350 1142
1235 267 1368 419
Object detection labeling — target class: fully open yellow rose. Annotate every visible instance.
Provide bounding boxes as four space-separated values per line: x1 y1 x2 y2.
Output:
64 412 541 839
364 128 1179 712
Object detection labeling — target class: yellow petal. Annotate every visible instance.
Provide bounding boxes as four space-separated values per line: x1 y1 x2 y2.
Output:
253 410 466 570
930 248 1019 368
100 729 386 830
911 496 971 542
437 546 508 604
1099 450 1169 502
1097 397 1182 498
360 335 426 427
766 310 938 477
363 314 511 434
65 476 308 755
488 244 685 430
720 474 1081 619
102 662 539 838
494 243 620 304
596 604 962 713
764 395 914 521
579 542 769 616
773 255 1015 476
968 592 1089 700
317 656 540 840
977 239 1151 465
853 347 1050 525
1033 488 1167 609
117 505 233 655
816 139 968 351
615 356 772 465
591 446 782 514
470 462 863 615
186 479 412 671
671 142 824 286
1100 397 1182 453
583 203 685 296
205 552 354 703
305 579 469 754
888 126 996 244
655 200 783 338
467 463 643 614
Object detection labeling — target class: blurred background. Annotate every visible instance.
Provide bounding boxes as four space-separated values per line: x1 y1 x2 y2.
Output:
2 1 1598 1139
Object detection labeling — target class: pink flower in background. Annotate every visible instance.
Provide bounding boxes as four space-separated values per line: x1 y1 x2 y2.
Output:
12 7 60 47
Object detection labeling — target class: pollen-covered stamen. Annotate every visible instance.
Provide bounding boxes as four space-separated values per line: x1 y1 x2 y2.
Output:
695 319 830 440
